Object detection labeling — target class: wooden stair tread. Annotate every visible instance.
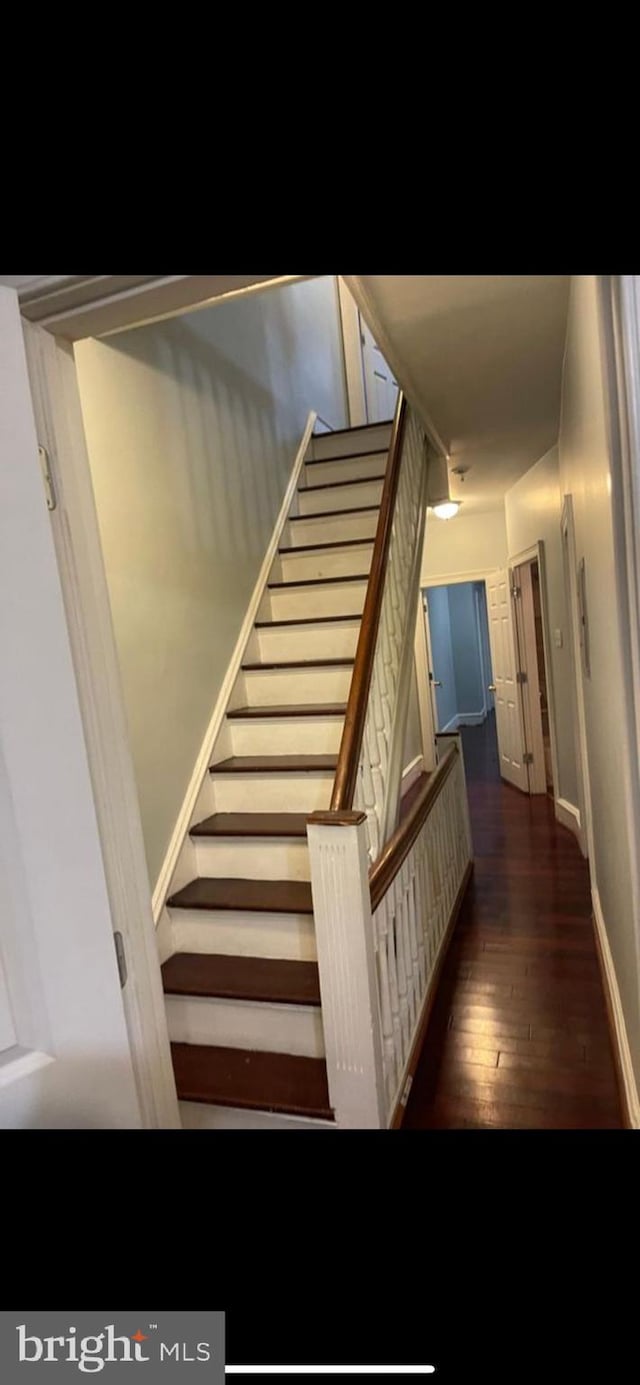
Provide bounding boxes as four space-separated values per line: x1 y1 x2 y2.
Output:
312 420 393 438
305 448 388 465
171 1042 333 1120
291 505 380 521
167 877 313 913
300 474 386 494
268 573 370 590
191 812 311 838
210 754 338 773
227 703 347 718
162 953 321 1006
242 658 354 671
255 615 361 628
279 538 374 555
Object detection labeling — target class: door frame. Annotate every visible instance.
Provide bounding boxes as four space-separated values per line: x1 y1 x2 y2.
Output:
12 273 320 1127
474 584 492 717
560 499 592 859
508 541 560 802
337 278 368 427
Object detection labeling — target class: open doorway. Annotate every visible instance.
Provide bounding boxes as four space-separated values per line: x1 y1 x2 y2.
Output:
422 580 499 780
337 278 399 426
511 554 555 797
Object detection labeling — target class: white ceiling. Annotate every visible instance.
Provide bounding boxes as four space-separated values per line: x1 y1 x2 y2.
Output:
354 275 571 514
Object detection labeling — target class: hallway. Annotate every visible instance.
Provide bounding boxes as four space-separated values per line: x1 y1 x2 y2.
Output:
404 717 624 1129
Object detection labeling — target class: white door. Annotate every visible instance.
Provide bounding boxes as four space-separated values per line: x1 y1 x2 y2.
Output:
0 287 141 1128
360 317 399 423
486 570 529 792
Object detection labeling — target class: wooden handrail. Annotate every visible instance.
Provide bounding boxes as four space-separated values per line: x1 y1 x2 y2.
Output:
369 744 459 912
331 393 408 810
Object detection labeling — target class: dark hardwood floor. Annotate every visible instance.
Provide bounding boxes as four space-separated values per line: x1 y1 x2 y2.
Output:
403 715 623 1129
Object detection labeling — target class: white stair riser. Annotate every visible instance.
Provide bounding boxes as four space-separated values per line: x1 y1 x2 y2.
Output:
210 770 334 813
249 621 359 663
287 510 378 547
303 452 388 487
310 423 392 460
180 1102 335 1131
275 543 373 584
265 580 368 622
194 836 311 881
297 479 384 516
165 994 324 1058
171 909 317 961
229 716 344 757
243 665 352 704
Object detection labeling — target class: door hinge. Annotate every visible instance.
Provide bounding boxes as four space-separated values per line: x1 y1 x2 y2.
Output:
516 671 528 684
114 931 127 988
511 585 520 599
523 752 534 765
38 444 57 511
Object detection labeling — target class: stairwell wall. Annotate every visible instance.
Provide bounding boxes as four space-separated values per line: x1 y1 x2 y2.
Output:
558 274 640 1103
75 277 348 887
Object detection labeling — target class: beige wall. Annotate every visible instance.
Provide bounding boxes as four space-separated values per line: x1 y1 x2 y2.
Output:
559 274 640 1087
76 276 347 886
422 506 508 581
504 446 578 807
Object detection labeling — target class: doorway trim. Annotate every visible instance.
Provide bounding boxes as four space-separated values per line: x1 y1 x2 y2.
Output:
507 541 561 806
560 499 592 860
16 275 331 1127
422 567 498 587
337 278 367 427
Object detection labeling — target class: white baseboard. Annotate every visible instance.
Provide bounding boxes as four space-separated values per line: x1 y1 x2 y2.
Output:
555 797 586 853
151 411 317 924
440 712 485 732
592 885 640 1128
401 755 424 796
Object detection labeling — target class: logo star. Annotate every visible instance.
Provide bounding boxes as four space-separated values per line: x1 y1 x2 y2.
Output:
131 1331 149 1343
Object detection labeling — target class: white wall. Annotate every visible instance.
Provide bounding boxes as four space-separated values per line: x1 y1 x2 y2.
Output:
422 506 508 581
75 276 347 886
505 446 578 807
559 274 640 1090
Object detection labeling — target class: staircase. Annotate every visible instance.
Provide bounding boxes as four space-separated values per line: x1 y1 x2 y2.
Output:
162 419 394 1129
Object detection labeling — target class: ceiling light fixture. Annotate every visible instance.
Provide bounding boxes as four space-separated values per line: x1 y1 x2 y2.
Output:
431 501 461 520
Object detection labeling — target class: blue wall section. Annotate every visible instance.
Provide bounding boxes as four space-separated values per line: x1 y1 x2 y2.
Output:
424 581 494 731
425 587 458 731
447 584 485 719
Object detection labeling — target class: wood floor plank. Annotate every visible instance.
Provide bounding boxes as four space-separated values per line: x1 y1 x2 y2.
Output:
403 716 623 1131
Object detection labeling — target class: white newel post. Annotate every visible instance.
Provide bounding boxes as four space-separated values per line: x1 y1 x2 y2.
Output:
307 811 387 1129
